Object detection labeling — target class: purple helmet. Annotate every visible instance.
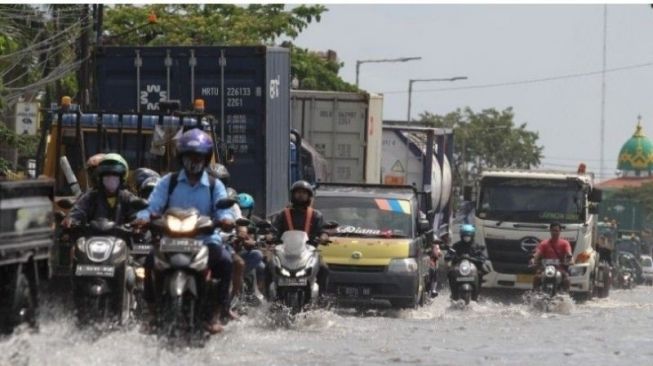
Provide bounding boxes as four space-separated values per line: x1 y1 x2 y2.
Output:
176 129 213 157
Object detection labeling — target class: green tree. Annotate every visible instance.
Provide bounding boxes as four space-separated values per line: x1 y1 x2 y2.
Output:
419 107 543 185
103 4 357 92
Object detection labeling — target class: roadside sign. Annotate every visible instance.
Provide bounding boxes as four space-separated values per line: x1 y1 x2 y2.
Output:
14 102 39 135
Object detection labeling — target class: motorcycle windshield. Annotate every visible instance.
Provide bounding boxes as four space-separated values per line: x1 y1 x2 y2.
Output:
281 231 309 257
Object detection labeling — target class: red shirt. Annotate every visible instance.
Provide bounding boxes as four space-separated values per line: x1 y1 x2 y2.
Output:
535 238 572 260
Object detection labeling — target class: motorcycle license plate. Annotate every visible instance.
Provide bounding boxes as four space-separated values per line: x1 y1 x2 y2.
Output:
75 265 115 277
338 286 371 298
456 277 475 282
132 244 153 255
278 277 307 287
160 238 202 253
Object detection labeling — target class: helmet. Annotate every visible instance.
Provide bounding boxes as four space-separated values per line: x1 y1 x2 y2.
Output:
139 176 159 198
226 187 238 200
176 129 213 158
290 180 314 207
237 193 255 210
460 224 476 237
96 153 129 181
133 167 160 188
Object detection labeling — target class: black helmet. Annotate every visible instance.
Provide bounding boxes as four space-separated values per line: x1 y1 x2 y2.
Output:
208 163 230 185
290 180 313 206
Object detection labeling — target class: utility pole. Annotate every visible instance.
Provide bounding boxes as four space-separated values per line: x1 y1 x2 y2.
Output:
406 76 467 121
78 4 90 109
599 5 608 181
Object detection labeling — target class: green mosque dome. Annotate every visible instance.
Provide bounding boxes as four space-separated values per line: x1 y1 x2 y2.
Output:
617 122 653 173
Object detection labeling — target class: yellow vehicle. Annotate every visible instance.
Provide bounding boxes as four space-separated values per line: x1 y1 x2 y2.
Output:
315 183 432 308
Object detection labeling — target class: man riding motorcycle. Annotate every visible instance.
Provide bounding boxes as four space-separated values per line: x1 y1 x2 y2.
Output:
63 153 139 228
530 222 573 292
270 180 329 297
135 129 235 334
445 224 489 300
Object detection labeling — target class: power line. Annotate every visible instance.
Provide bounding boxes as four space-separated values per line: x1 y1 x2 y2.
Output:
380 60 653 95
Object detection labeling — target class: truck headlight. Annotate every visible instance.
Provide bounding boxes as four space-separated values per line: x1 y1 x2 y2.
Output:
388 258 418 273
569 266 587 277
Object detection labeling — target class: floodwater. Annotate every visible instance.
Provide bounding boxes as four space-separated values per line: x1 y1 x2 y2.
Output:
2 286 652 366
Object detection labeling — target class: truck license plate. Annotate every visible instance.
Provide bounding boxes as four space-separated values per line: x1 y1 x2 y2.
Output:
75 265 115 277
516 274 534 284
339 286 371 298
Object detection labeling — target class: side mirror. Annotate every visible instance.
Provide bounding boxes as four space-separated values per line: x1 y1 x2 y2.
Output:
589 188 603 203
323 221 339 230
56 198 75 210
418 219 430 234
216 198 237 209
54 211 66 223
463 185 473 202
589 202 600 215
129 198 149 211
235 217 252 227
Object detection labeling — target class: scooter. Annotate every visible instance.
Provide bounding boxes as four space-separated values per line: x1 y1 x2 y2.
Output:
149 199 234 340
448 254 481 305
594 259 612 298
539 259 563 298
69 217 138 325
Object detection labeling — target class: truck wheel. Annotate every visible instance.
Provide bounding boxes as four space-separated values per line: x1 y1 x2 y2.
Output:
7 271 36 330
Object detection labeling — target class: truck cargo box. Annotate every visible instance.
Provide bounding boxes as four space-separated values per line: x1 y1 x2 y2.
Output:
92 46 290 216
291 90 382 184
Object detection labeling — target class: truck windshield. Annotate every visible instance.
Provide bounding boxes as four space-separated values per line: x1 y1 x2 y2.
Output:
314 196 413 238
477 177 585 223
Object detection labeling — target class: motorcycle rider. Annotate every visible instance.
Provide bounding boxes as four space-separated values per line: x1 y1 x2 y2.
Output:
530 222 573 292
271 180 330 296
134 129 235 334
233 223 266 293
85 153 105 188
445 224 488 300
63 153 139 228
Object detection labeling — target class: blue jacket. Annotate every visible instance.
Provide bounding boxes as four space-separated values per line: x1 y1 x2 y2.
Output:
137 170 234 244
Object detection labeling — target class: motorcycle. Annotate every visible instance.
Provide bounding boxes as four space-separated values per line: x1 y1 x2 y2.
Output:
149 198 234 339
594 259 612 298
263 221 337 316
448 253 481 305
128 230 154 318
539 259 563 298
68 215 141 325
227 218 266 312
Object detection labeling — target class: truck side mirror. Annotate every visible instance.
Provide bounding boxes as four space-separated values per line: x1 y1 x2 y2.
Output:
463 185 473 202
589 203 600 215
589 188 603 203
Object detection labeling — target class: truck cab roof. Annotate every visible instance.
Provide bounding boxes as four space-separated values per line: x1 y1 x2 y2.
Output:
315 183 417 201
481 169 594 185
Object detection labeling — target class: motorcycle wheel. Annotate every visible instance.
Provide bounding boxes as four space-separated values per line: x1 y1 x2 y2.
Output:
461 290 471 305
163 295 185 338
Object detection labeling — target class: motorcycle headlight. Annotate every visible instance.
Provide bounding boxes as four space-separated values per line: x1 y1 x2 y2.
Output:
295 269 307 277
388 258 418 273
166 214 198 233
87 238 113 263
280 268 291 277
544 265 557 278
459 260 473 276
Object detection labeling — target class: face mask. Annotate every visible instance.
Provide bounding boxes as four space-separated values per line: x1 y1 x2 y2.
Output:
182 156 205 175
462 235 472 243
102 175 120 193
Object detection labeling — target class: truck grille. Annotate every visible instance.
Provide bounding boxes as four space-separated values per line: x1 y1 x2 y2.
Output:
328 264 387 273
485 238 576 274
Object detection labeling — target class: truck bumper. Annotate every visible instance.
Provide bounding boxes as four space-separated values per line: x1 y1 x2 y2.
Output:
483 264 593 293
326 269 419 305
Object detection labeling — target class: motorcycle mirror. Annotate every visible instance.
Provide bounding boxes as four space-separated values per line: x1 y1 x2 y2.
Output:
56 198 74 210
216 198 237 209
129 198 149 211
235 217 251 227
256 220 274 230
323 221 339 230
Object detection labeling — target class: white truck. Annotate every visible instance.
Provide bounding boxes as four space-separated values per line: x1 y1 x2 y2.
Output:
468 169 603 300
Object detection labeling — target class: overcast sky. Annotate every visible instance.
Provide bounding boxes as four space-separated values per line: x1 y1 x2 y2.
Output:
291 4 653 180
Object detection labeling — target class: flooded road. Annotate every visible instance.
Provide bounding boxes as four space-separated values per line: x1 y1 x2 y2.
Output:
2 287 653 366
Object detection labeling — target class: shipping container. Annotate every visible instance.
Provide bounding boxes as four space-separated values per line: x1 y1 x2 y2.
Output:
599 198 648 233
91 46 290 217
290 90 383 184
381 125 453 214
